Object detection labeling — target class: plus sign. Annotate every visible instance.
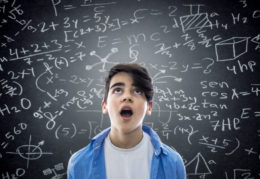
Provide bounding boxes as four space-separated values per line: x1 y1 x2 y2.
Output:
18 69 30 79
42 42 50 49
20 47 30 55
49 21 59 30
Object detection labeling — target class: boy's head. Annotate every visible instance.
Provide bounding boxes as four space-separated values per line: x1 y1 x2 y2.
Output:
103 63 154 104
102 63 153 134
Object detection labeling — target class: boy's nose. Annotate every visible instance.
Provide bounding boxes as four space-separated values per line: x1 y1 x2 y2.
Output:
122 97 133 102
121 92 133 102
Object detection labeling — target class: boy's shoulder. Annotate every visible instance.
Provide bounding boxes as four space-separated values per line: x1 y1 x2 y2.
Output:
160 143 186 176
161 143 183 162
67 143 97 178
68 128 110 167
68 143 93 167
143 125 184 164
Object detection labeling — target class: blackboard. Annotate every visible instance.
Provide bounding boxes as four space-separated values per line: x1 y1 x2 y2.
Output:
0 0 260 178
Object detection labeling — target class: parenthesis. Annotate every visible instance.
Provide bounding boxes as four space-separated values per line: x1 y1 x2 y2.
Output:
70 123 77 139
63 57 69 67
173 125 179 135
225 138 240 156
60 57 69 67
187 125 198 145
55 124 62 139
12 81 23 96
187 125 193 145
99 23 106 33
35 71 47 93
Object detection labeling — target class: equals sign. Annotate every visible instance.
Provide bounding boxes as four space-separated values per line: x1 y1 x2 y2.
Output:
254 111 260 117
239 91 250 96
64 5 76 10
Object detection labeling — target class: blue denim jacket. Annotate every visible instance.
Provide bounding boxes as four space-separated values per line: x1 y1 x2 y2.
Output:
67 125 186 179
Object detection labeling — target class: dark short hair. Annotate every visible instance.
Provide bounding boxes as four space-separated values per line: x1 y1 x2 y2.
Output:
103 63 153 103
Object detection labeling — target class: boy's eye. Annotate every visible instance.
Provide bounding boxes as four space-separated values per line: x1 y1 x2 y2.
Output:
113 88 122 94
134 89 142 95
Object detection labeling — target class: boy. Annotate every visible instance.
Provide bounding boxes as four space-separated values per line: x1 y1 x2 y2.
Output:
67 63 186 179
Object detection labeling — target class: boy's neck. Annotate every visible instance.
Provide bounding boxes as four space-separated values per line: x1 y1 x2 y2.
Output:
109 127 143 149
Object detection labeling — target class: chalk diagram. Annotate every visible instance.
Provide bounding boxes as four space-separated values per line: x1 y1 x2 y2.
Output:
86 47 119 72
6 135 53 168
185 153 212 178
215 37 249 62
179 5 213 33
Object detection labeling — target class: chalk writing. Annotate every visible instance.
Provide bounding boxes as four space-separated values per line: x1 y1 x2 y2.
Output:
0 0 259 178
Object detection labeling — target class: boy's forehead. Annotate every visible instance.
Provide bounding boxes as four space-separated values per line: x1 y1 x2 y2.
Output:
109 72 134 88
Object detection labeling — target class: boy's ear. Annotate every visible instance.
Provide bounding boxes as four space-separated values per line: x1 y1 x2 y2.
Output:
146 102 153 115
101 101 108 114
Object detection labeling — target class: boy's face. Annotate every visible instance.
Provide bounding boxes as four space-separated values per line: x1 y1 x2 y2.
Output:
102 72 152 134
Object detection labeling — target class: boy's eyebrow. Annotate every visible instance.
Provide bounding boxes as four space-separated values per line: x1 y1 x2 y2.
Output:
109 82 125 89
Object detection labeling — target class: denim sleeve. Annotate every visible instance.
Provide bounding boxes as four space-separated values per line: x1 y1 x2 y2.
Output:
67 171 73 179
176 154 186 179
67 156 75 179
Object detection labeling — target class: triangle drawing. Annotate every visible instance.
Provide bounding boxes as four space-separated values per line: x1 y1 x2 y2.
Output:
185 153 212 176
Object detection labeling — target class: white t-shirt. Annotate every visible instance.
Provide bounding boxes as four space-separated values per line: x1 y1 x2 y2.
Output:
104 132 154 179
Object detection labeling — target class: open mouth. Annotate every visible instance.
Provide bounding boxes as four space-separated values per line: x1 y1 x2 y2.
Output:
120 107 133 118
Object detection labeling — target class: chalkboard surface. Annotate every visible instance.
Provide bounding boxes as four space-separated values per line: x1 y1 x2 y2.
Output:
0 0 260 178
